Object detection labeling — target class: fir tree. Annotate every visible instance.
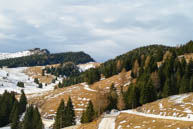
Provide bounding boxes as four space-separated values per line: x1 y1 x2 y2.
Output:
54 99 65 129
179 75 190 94
11 107 20 129
10 101 19 123
81 101 95 123
22 105 43 129
65 97 76 126
140 80 157 105
162 78 173 98
19 90 27 115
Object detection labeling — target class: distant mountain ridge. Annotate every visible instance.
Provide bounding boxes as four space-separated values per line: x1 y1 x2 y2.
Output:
0 49 95 68
0 48 50 60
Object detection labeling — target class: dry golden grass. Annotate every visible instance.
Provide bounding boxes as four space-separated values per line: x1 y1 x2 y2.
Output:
28 71 131 119
182 53 193 63
115 113 193 129
78 119 100 129
136 94 193 119
24 65 57 84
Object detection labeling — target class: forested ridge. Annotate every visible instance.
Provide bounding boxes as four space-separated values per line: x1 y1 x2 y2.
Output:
59 41 193 88
0 51 94 68
51 41 193 124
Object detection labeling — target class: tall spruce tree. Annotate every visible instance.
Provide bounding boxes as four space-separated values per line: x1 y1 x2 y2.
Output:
65 97 76 127
81 100 95 123
162 78 173 98
19 90 27 115
54 99 65 129
10 101 19 123
11 107 20 129
22 105 43 129
179 75 190 94
140 80 157 105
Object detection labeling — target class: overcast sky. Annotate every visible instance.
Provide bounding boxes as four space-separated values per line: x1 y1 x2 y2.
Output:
0 0 193 62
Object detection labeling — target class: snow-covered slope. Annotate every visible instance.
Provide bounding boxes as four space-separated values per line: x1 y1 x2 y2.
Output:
0 67 55 94
77 62 100 72
0 48 49 60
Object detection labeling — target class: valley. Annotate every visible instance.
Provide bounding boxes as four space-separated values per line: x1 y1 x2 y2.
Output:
1 42 193 129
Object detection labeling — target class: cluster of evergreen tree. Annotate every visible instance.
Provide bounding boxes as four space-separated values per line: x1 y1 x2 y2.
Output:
0 90 27 127
0 52 94 68
43 62 80 78
54 97 75 129
81 101 95 123
60 68 101 88
59 44 171 88
84 68 100 85
17 82 24 88
0 90 44 129
123 51 193 110
21 105 43 129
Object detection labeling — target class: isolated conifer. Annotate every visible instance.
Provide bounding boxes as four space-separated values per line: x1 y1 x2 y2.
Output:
54 99 65 129
65 97 75 126
81 100 95 123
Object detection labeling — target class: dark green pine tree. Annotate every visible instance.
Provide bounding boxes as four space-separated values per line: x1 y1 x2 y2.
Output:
32 107 44 129
140 80 157 105
179 75 190 94
22 105 34 129
65 97 76 127
0 91 17 127
19 90 27 115
54 99 65 129
130 86 140 109
81 100 95 123
10 101 19 123
162 78 173 98
11 107 20 129
22 105 43 129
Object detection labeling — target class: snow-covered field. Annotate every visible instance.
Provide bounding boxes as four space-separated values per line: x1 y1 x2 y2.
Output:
0 67 55 94
77 62 100 72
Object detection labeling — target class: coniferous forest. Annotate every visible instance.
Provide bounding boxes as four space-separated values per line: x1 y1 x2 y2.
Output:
54 41 193 122
0 51 94 68
0 90 43 129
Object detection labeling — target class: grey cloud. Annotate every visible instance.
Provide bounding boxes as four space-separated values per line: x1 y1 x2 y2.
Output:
0 0 193 62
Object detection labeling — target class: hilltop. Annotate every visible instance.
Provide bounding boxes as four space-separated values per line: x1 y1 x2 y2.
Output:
0 50 94 68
